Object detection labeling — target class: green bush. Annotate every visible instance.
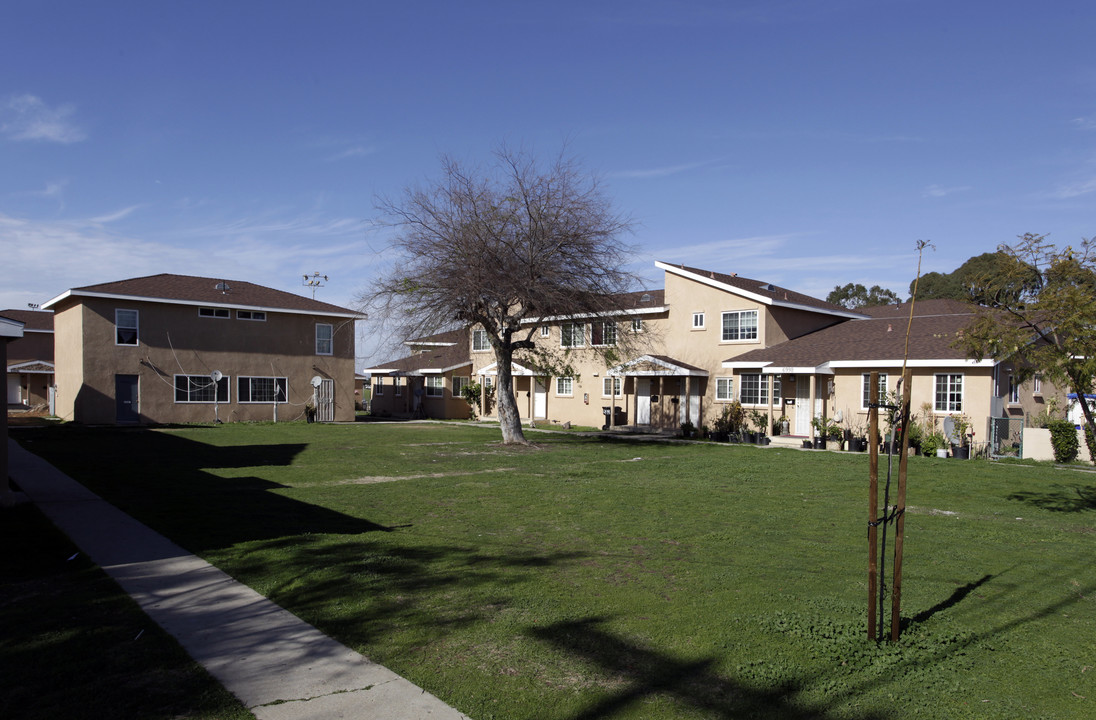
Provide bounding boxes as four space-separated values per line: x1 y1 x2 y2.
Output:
1046 419 1079 463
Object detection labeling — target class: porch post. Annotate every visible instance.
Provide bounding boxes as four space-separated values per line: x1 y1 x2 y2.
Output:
809 375 817 439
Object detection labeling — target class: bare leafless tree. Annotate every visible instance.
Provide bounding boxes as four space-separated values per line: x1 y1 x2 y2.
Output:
360 145 639 444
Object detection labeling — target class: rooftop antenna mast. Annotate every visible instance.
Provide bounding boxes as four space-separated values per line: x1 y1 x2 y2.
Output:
302 272 328 300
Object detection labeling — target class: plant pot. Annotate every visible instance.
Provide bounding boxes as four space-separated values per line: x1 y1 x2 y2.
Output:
755 434 767 446
951 444 970 459
802 440 814 449
813 438 827 450
935 448 947 458
781 421 790 435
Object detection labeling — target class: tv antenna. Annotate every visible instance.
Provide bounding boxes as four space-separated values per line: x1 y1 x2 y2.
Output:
302 272 328 299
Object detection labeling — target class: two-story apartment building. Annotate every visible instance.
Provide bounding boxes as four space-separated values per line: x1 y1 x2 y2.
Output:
42 274 360 424
3 308 54 409
369 262 1053 444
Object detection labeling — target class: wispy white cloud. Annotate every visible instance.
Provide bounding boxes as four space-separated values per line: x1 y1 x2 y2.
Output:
90 205 143 224
1048 176 1096 199
1072 114 1096 131
1 94 86 143
326 144 377 162
922 184 971 198
610 160 714 179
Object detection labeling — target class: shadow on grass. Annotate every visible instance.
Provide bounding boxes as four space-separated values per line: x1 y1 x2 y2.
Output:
905 573 996 627
1008 483 1096 512
529 617 889 720
13 426 391 553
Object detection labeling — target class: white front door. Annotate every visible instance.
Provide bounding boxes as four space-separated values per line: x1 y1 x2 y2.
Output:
534 379 547 419
7 374 21 404
795 376 811 435
636 378 651 425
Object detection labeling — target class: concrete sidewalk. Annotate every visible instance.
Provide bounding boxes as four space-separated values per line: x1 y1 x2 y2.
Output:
8 438 469 720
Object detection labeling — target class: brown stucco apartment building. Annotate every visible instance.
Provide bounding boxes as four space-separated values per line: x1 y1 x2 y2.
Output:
42 274 360 424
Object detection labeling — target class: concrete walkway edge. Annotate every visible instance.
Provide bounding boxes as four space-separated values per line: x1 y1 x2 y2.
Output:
8 438 470 720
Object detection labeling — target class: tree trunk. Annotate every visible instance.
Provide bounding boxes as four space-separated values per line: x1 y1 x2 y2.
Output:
1072 379 1096 463
493 345 528 445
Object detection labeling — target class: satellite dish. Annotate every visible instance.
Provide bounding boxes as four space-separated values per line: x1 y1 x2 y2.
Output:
834 410 843 423
942 416 958 444
310 375 323 388
210 370 223 382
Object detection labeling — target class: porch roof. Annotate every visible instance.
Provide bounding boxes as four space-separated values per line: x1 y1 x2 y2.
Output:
7 360 54 374
608 354 709 377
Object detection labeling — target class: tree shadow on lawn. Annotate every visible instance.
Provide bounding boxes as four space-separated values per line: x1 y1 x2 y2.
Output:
15 426 392 554
529 616 890 720
1008 483 1096 512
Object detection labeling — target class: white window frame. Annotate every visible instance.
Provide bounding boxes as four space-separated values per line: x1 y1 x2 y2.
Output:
862 373 888 409
602 376 623 398
115 309 139 346
540 326 550 338
740 373 767 405
472 329 491 351
316 323 333 355
935 373 963 413
174 374 229 403
591 321 617 347
771 376 782 404
237 310 266 321
556 377 574 396
394 377 403 397
237 376 287 403
1008 374 1020 404
692 312 705 330
1033 374 1043 395
561 322 585 348
375 377 384 396
721 309 758 342
631 317 643 333
425 375 444 397
198 307 230 319
716 377 734 402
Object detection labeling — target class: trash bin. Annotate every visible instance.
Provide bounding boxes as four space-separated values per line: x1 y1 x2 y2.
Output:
602 406 627 430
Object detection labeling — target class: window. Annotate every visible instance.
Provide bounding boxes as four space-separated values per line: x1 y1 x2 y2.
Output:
631 318 643 333
425 376 444 397
394 377 403 397
453 376 470 397
1033 374 1043 395
692 312 705 329
772 376 782 403
237 310 266 321
716 377 734 401
238 376 287 403
721 310 758 342
540 326 550 338
316 323 333 355
198 307 230 318
556 377 573 396
591 321 617 347
561 322 585 348
174 374 228 403
115 309 138 346
1008 374 1019 404
472 329 491 351
603 377 622 397
935 373 963 412
862 373 888 409
375 377 384 395
740 373 767 405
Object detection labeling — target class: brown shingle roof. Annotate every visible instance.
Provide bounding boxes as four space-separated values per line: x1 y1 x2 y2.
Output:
48 274 358 316
661 263 860 316
729 303 979 367
0 309 53 331
365 342 471 375
856 298 974 319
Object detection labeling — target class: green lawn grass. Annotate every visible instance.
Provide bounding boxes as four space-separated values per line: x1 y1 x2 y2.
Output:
12 422 1095 719
0 501 254 720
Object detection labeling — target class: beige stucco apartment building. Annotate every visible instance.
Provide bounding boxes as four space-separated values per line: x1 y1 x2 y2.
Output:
42 274 360 425
368 262 1053 446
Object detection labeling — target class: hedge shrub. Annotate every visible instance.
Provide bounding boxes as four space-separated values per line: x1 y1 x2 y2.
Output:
1046 420 1079 463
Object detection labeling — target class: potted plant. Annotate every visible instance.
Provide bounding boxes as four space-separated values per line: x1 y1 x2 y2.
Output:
711 405 732 442
680 420 696 438
920 430 945 458
774 414 789 436
847 417 868 452
948 413 972 459
828 421 845 450
810 416 829 449
749 409 768 444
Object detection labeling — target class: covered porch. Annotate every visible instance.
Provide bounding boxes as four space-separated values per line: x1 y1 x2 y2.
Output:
607 355 709 432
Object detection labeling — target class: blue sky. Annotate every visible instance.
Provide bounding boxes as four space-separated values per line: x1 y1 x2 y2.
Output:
3 1 1096 362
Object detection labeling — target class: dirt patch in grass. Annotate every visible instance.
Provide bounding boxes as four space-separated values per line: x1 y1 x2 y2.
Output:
341 467 518 484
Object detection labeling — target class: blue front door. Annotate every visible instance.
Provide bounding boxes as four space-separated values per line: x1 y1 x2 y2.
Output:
115 374 139 423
